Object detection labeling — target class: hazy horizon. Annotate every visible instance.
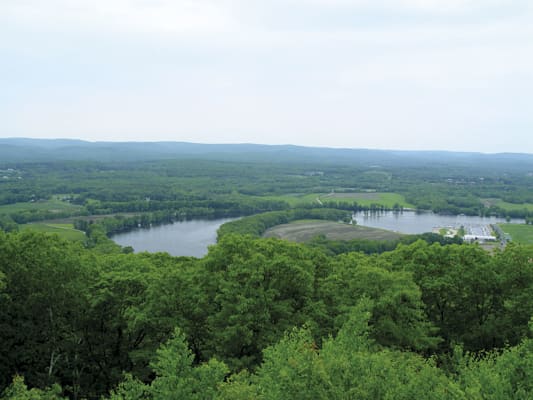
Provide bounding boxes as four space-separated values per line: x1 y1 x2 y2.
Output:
3 136 533 156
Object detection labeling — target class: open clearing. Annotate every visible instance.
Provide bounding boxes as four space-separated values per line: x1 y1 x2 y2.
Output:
21 223 86 241
325 192 381 200
494 200 533 212
40 212 139 225
482 199 533 212
256 192 413 208
263 219 403 242
0 198 82 215
252 193 323 207
498 223 533 244
321 192 414 208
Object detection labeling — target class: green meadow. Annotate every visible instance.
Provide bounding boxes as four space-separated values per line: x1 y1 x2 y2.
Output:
0 197 81 215
493 200 533 212
256 192 413 208
498 223 533 245
20 223 86 241
320 192 414 208
252 193 323 207
263 219 403 242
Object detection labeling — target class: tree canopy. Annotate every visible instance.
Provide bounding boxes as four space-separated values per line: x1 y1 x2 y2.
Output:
1 230 533 399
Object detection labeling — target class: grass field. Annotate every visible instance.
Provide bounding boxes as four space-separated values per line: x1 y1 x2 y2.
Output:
498 224 533 244
320 192 414 208
263 219 403 242
253 193 323 207
256 192 413 208
483 199 533 212
0 198 82 215
21 223 86 241
495 200 533 212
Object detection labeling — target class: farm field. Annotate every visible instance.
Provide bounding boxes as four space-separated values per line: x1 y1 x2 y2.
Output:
257 192 413 208
40 212 140 225
20 223 86 241
498 223 533 244
494 200 533 212
0 197 82 215
263 219 403 242
253 193 323 207
320 192 414 208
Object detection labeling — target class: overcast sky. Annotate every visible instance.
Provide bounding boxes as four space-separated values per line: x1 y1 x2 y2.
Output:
1 0 532 153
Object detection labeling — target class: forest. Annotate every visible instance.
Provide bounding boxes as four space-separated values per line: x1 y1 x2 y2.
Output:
2 232 533 399
1 140 533 399
1 141 533 229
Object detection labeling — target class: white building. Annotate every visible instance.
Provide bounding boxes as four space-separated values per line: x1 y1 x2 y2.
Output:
463 234 496 243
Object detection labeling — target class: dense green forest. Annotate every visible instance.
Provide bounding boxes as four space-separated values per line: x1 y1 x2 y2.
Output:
2 140 533 399
1 231 533 399
1 140 532 230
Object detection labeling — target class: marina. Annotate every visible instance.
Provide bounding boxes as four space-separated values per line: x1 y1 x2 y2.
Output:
352 211 523 246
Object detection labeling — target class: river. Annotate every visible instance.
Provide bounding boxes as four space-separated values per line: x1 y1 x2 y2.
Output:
111 218 237 257
112 212 522 256
353 211 520 234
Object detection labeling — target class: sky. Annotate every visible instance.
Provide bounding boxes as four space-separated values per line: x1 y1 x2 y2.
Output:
1 0 532 153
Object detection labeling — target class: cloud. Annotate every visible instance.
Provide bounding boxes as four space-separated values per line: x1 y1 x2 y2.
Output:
3 0 531 35
1 0 532 152
280 0 528 14
1 0 237 35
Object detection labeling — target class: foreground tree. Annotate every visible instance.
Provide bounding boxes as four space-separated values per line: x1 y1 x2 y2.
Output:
0 232 90 395
318 252 440 351
456 321 533 399
1 376 64 400
109 328 228 400
254 299 461 399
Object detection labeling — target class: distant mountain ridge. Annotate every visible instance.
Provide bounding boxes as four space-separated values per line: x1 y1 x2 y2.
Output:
1 138 532 169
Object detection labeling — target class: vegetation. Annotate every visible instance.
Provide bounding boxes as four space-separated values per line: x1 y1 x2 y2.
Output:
306 232 462 255
263 219 403 242
20 223 86 241
321 192 414 209
491 199 533 213
0 231 533 399
499 223 533 244
1 230 533 399
1 141 533 399
217 208 351 239
0 198 81 215
252 193 323 207
0 142 532 230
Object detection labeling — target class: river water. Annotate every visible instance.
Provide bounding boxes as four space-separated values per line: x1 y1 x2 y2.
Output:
111 218 237 257
353 211 520 234
112 212 522 256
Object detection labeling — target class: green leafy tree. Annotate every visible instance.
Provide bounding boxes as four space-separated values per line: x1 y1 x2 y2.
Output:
1 376 64 400
457 324 533 399
0 232 90 396
109 328 228 400
78 253 157 395
149 328 228 400
495 243 533 345
318 252 440 351
202 235 316 370
386 240 505 352
134 253 211 367
251 299 463 399
107 374 148 400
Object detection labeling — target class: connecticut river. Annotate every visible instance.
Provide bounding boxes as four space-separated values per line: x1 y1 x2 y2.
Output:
353 211 519 234
112 212 522 257
111 218 237 257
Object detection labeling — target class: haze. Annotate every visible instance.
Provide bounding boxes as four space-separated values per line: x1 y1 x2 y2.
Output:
1 0 532 153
